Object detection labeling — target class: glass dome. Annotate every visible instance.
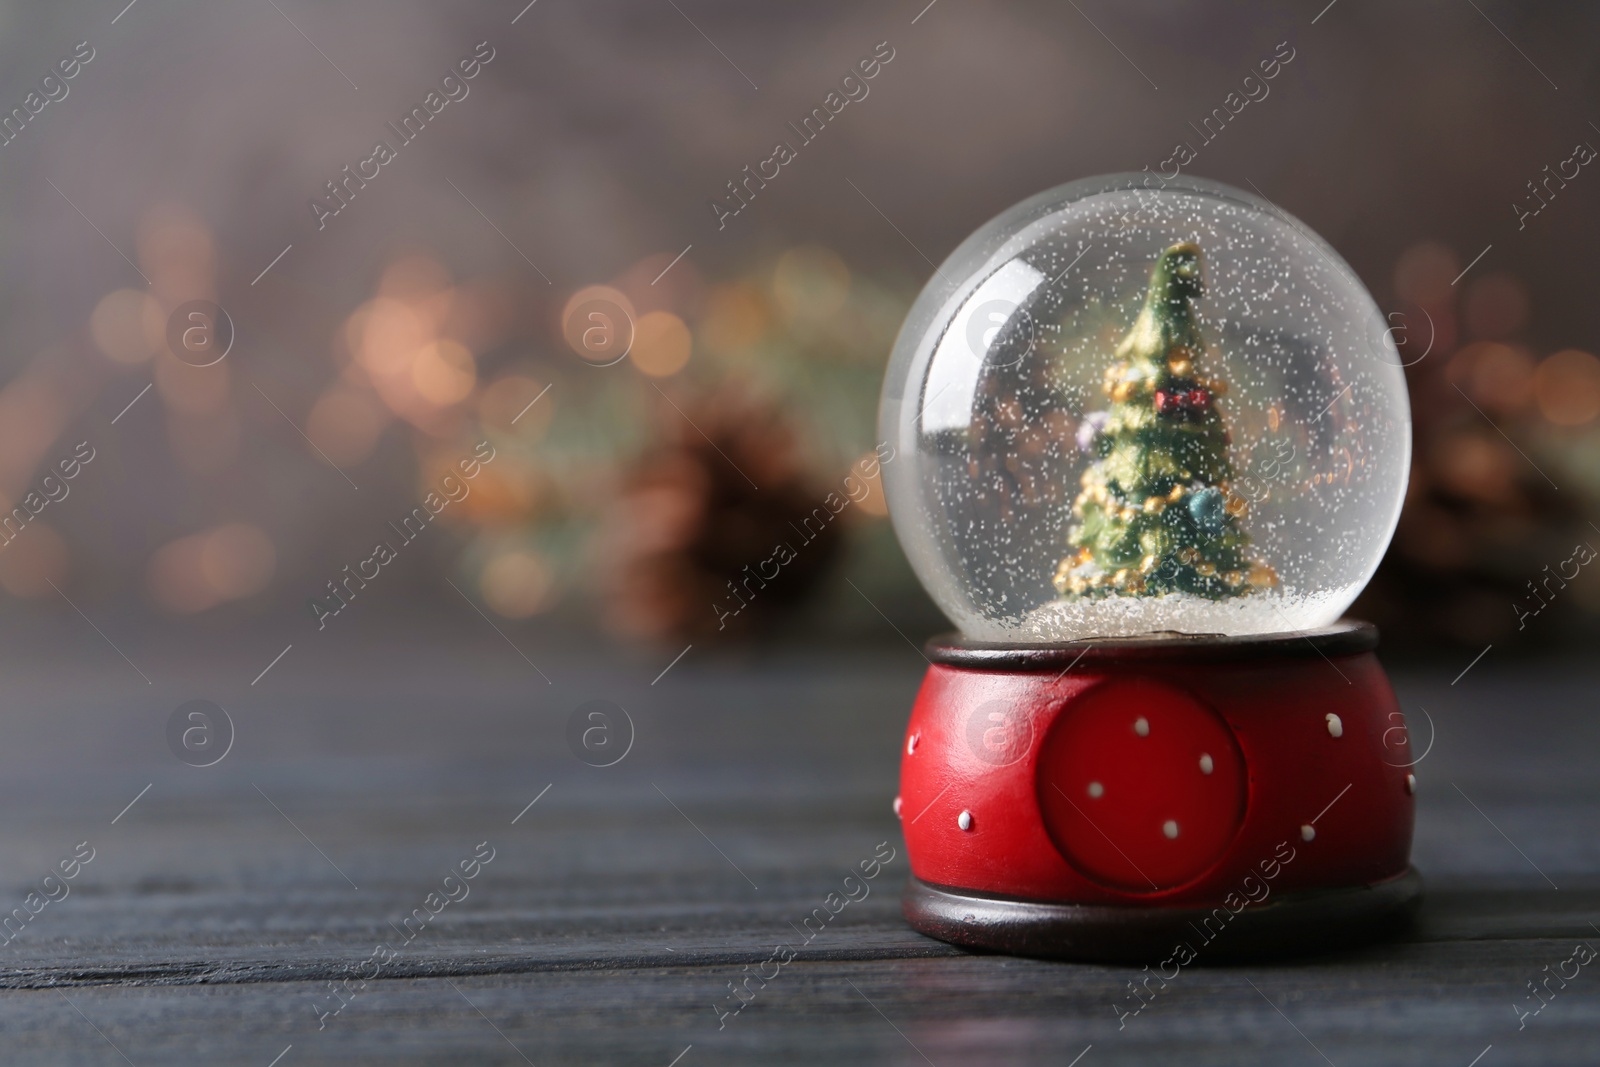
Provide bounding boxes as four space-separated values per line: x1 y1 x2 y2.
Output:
879 174 1410 641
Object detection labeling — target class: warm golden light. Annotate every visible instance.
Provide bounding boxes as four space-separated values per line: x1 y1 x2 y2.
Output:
480 549 553 618
561 285 637 365
343 289 475 430
137 203 215 305
853 451 889 517
698 283 770 356
308 386 391 466
89 289 160 364
1535 349 1600 426
201 523 276 598
412 340 477 405
630 311 692 377
1451 341 1534 415
350 298 428 380
148 523 275 613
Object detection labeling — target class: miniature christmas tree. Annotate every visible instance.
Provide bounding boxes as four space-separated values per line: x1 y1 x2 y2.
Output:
1055 241 1276 599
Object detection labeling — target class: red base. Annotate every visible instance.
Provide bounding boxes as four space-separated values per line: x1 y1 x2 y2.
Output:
896 621 1418 960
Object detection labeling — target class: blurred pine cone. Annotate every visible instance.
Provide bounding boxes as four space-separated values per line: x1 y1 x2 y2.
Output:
597 388 843 642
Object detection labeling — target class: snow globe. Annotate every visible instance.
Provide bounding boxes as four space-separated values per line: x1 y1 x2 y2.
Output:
881 174 1420 961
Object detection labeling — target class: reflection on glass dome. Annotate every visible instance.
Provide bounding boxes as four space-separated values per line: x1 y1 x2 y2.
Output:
879 175 1410 641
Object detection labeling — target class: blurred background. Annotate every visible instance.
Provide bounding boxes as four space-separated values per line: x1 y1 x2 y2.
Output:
2 0 1599 665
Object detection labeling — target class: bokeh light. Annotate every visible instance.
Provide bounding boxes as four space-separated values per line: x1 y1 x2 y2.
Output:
1451 341 1536 416
137 203 216 305
630 311 692 377
852 450 889 518
698 283 770 357
561 285 637 366
1535 349 1600 426
147 523 276 613
342 263 480 435
480 549 554 618
89 289 161 364
412 340 477 406
307 386 392 467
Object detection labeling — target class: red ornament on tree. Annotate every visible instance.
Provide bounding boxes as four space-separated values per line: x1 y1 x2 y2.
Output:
1153 386 1212 421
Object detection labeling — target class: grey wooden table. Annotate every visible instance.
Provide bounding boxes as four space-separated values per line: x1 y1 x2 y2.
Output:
0 615 1595 1065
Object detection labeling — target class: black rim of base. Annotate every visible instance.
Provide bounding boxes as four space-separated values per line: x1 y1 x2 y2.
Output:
927 618 1377 670
903 868 1422 963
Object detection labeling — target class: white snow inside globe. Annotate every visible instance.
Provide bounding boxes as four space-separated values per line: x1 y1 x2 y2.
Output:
879 174 1411 641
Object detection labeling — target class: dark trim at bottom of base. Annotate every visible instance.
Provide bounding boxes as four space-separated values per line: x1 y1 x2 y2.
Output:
903 868 1423 963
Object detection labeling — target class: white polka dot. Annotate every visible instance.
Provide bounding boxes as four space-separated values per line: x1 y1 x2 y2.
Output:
893 796 903 817
1325 713 1343 738
1301 824 1316 841
1405 774 1416 795
1199 753 1214 775
1088 781 1104 798
1162 820 1180 839
957 810 973 831
1134 717 1150 737
907 734 919 755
